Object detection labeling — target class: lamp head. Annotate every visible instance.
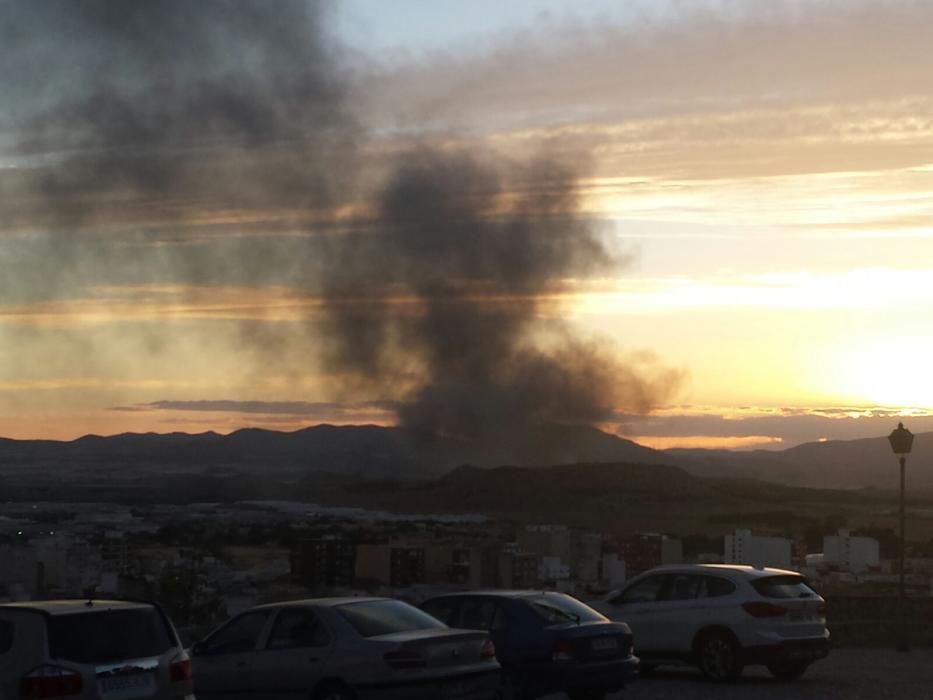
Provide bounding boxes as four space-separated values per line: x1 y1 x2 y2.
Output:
889 422 914 457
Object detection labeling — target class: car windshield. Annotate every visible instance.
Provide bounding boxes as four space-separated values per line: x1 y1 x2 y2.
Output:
337 600 446 638
48 608 174 664
524 594 606 625
752 575 819 599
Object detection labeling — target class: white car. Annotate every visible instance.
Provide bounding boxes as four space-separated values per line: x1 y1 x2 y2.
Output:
191 597 501 700
0 599 194 700
592 564 829 681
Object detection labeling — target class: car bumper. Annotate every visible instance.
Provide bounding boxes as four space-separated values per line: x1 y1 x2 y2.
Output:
355 668 501 700
524 655 640 694
742 637 831 665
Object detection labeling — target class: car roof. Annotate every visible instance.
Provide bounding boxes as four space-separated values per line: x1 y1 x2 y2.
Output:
425 590 559 600
253 597 390 610
637 564 802 579
0 599 154 615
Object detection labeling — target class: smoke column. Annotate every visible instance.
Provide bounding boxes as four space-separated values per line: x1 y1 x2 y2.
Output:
1 1 680 436
321 150 679 438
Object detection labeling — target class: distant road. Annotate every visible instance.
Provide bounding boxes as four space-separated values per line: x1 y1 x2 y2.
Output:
543 649 933 699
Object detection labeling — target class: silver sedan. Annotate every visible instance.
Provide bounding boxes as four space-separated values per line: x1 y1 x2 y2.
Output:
192 597 502 700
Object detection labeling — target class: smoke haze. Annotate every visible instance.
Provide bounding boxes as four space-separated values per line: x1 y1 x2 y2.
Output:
0 0 680 438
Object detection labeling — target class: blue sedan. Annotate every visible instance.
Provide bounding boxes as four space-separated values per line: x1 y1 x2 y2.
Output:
421 591 638 700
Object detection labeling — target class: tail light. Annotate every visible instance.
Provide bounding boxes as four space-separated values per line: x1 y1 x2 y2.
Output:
20 665 83 699
742 601 788 618
170 656 193 682
384 650 426 670
552 639 575 662
480 639 496 660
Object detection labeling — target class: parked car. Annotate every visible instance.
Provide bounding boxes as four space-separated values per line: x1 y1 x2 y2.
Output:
592 564 830 680
420 590 638 700
0 599 194 700
191 596 500 700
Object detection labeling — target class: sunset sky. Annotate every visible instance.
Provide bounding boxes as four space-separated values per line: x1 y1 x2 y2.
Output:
2 0 933 448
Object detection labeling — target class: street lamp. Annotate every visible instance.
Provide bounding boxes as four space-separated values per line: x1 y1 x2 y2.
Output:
888 421 913 652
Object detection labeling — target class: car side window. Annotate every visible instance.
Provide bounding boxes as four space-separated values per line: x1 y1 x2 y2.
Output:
421 599 458 626
457 599 500 631
619 575 667 604
702 576 736 598
661 574 704 601
266 609 330 650
203 611 270 655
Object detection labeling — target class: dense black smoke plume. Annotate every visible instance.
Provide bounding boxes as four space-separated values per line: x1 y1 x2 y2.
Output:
321 151 680 437
1 0 680 436
0 0 352 231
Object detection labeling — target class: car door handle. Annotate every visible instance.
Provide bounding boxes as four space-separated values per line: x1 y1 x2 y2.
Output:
236 661 248 668
308 656 321 663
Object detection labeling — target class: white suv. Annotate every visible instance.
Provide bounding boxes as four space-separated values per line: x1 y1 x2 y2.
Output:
592 564 829 681
0 599 194 700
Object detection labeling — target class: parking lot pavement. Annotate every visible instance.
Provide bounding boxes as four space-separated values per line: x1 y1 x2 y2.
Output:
542 649 933 700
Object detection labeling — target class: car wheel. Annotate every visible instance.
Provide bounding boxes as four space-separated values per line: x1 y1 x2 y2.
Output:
696 631 743 681
767 659 810 680
312 681 357 700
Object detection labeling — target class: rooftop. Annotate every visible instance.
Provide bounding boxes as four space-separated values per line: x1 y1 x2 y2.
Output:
0 599 153 615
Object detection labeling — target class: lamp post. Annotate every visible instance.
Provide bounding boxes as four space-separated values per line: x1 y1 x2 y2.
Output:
888 421 913 652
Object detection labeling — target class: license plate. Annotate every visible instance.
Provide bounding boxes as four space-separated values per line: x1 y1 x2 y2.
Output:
98 673 156 699
591 637 619 651
788 610 813 622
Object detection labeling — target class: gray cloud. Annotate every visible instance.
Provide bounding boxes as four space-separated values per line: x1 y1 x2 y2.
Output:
116 399 398 417
352 1 933 187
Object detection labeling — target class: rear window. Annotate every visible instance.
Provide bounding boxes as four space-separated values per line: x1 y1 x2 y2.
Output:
337 600 446 638
752 575 818 599
48 608 174 664
421 598 458 625
523 594 606 625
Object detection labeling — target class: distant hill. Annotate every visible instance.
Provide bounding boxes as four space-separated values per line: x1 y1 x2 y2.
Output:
0 423 660 491
668 432 933 492
0 423 927 500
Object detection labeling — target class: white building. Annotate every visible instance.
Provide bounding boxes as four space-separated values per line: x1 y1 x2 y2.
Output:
601 554 627 588
538 556 571 582
724 529 791 569
823 530 880 573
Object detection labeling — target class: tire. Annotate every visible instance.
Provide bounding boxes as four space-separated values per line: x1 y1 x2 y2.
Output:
695 631 744 681
767 659 810 681
312 681 357 700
